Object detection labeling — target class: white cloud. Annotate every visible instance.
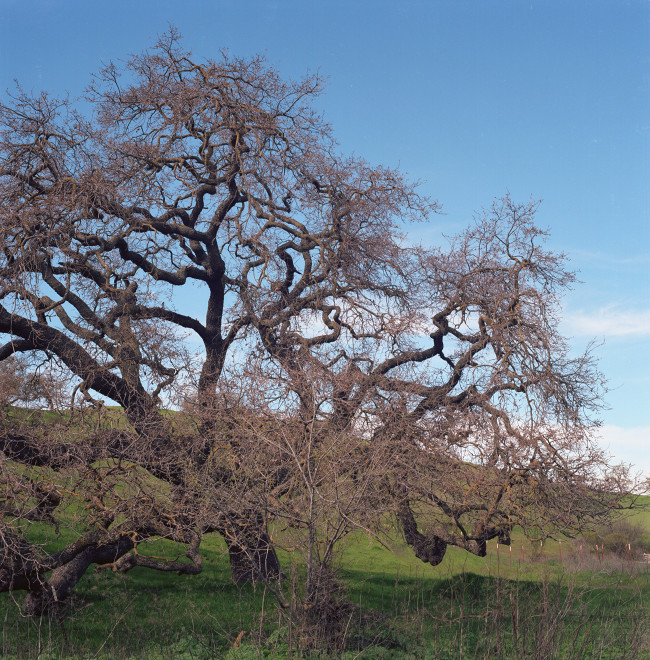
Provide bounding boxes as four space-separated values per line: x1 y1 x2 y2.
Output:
595 425 650 479
566 248 650 267
564 306 650 338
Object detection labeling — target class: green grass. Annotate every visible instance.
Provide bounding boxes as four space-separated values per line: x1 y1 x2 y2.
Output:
629 494 650 529
3 410 648 657
2 522 649 659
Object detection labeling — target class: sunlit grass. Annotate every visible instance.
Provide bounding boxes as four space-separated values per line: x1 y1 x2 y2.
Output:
2 518 648 658
3 409 648 657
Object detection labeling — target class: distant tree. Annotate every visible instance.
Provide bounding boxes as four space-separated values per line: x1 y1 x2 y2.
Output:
0 30 638 617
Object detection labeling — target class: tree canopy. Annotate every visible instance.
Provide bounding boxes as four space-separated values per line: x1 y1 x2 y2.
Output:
0 31 635 617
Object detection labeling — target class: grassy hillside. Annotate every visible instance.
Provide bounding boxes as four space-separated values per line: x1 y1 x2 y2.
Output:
2 516 648 658
2 408 648 657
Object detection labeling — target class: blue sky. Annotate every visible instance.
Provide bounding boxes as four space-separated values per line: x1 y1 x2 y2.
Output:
1 0 648 475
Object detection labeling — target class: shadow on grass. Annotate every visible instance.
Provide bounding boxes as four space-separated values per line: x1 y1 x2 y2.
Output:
2 545 648 658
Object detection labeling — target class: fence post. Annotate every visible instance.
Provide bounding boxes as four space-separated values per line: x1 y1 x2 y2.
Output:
496 542 500 595
579 543 583 567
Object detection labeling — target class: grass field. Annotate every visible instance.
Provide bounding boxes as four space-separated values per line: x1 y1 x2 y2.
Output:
2 504 649 659
2 408 649 657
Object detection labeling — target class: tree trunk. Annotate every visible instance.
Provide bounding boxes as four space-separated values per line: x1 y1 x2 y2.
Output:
399 502 448 567
21 536 134 615
224 513 282 584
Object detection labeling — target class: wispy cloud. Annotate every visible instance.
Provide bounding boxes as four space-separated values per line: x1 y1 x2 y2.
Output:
563 306 650 338
565 248 650 267
596 425 650 479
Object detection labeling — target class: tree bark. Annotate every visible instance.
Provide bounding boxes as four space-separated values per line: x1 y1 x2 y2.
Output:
223 513 282 584
399 502 448 567
21 536 134 615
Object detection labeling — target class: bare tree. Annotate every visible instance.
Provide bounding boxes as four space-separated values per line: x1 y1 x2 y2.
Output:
0 31 637 617
219 195 634 568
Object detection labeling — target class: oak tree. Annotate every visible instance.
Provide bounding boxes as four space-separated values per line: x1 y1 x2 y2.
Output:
0 31 635 616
